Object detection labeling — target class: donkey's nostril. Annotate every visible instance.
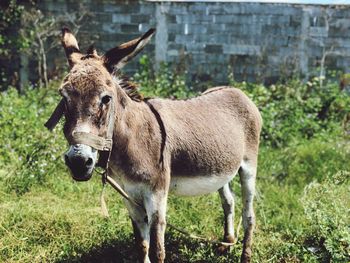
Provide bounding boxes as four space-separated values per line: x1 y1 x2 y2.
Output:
86 157 93 166
64 154 70 165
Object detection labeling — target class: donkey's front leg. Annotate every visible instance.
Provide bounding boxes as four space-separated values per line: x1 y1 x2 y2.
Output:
128 190 168 263
149 193 168 263
129 206 151 263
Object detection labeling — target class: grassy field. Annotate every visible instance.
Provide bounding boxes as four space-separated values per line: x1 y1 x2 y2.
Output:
0 79 349 262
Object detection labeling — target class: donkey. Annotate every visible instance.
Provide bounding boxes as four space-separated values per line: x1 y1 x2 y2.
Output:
54 27 262 263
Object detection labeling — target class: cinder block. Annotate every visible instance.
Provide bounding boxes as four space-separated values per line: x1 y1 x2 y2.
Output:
176 14 214 24
167 15 177 24
176 15 195 24
206 23 226 32
336 57 350 67
205 44 223 53
168 24 185 34
103 4 121 13
102 23 120 34
131 15 149 23
215 15 236 24
121 24 139 33
167 49 179 57
223 44 261 55
185 43 206 52
140 3 154 14
309 27 328 37
208 4 227 15
169 5 188 15
188 24 207 34
326 37 350 48
94 12 113 23
112 14 131 23
168 33 176 42
188 4 207 14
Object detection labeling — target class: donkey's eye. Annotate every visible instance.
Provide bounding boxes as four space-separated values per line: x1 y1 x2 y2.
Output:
101 95 111 105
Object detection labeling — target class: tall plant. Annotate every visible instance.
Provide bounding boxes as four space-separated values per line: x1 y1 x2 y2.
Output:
19 6 91 88
0 0 26 91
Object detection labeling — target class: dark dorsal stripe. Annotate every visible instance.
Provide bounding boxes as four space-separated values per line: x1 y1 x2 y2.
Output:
145 99 167 167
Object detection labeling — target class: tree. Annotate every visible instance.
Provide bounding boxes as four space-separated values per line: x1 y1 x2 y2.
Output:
19 6 91 88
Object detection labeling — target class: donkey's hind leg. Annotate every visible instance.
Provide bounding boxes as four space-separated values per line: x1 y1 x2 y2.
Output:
218 183 235 244
239 159 257 263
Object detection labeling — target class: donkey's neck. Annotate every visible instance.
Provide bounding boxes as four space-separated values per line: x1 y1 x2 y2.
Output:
112 87 163 168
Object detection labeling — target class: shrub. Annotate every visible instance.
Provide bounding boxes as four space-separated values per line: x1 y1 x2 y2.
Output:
133 55 197 99
0 0 26 90
229 77 350 147
0 84 66 195
259 136 350 186
301 171 350 262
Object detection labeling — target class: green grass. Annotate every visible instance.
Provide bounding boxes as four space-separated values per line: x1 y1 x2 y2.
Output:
0 138 349 262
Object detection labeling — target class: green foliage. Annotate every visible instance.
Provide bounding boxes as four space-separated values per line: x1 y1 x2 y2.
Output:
229 76 350 147
260 137 350 185
301 171 350 262
0 84 66 194
1 1 91 89
0 0 25 55
0 0 26 89
134 55 197 99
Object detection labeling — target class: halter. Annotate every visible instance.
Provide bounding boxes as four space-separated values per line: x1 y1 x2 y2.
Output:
44 98 116 169
44 97 140 216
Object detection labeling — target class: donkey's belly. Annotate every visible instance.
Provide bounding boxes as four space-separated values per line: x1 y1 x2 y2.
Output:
170 172 236 196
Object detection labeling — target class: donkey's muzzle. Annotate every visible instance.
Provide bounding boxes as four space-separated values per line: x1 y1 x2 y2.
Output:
64 144 97 181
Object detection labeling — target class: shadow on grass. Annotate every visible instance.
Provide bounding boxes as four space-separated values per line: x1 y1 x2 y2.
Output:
56 238 135 263
56 232 240 263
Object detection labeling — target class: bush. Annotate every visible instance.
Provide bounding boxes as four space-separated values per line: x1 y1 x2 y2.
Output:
259 136 350 186
133 55 197 99
0 0 26 90
301 171 350 262
0 84 66 194
230 77 350 147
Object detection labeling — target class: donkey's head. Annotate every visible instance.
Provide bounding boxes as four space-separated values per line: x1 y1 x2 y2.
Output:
60 27 155 181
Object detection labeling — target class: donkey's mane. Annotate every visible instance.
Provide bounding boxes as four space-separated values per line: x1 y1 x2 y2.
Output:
115 73 143 102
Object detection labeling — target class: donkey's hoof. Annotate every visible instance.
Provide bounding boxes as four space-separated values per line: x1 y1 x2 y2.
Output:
217 235 236 254
217 244 232 254
224 235 236 244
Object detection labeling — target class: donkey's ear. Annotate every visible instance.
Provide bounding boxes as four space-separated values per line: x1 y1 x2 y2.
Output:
61 27 82 67
103 28 155 72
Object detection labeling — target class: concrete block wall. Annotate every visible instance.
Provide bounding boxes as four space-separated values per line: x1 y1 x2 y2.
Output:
40 0 350 86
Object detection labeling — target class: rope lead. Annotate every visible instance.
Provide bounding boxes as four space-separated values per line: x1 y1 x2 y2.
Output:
100 182 109 218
